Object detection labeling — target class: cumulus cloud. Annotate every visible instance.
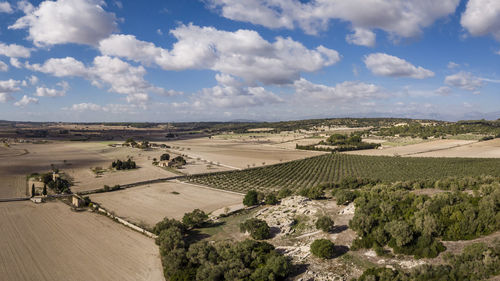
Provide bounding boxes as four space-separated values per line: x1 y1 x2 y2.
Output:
461 0 500 41
0 79 22 103
445 71 484 91
207 0 459 44
66 102 140 114
9 0 117 47
447 61 460 69
10 58 22 68
293 78 385 102
364 53 434 79
28 75 39 85
0 42 31 58
68 102 104 112
35 81 69 97
346 28 376 47
191 74 283 108
26 56 174 104
0 61 7 72
0 1 13 13
434 86 452 96
98 24 340 85
14 95 38 107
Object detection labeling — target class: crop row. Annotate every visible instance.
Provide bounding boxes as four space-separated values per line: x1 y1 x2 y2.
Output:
185 154 500 193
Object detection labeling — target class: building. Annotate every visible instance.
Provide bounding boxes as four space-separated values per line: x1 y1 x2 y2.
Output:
30 196 44 204
72 195 84 208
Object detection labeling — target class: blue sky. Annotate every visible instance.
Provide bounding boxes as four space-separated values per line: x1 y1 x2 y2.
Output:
0 0 499 122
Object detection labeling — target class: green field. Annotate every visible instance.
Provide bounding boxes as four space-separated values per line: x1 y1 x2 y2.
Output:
185 154 500 193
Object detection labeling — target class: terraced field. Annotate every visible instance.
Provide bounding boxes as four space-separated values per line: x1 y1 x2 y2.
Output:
185 154 500 192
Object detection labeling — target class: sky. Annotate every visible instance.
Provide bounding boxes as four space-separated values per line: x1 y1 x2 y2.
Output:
0 0 499 122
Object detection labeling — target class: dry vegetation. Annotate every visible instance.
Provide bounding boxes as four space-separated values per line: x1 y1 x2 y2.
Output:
0 201 164 281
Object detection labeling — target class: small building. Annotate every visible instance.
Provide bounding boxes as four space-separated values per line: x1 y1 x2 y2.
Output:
30 196 44 204
158 161 169 167
72 195 84 208
52 172 60 181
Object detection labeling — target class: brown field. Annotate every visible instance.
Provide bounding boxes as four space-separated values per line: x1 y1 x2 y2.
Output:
166 137 325 169
90 181 243 227
0 201 164 281
344 139 480 157
0 141 180 198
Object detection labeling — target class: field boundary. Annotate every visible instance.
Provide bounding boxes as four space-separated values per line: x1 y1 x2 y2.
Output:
77 175 187 195
94 205 158 239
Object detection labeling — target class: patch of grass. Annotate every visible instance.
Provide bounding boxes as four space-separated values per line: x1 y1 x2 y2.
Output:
196 208 259 241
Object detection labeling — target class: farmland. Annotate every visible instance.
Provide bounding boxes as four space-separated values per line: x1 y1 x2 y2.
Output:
0 201 164 281
89 181 243 227
186 153 500 192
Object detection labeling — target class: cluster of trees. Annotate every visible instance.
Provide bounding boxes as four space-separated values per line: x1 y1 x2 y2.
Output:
154 214 291 280
376 120 500 139
350 183 500 258
111 159 136 170
243 190 281 207
296 133 380 152
240 218 271 240
41 173 71 194
171 156 187 166
357 242 500 281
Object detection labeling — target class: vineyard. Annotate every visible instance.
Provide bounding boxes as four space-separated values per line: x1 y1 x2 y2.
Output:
185 154 500 193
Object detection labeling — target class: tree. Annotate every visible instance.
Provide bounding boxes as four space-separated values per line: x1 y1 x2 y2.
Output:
160 153 170 161
182 209 208 228
335 189 356 205
31 184 35 197
315 216 334 233
42 184 47 196
310 239 336 259
265 193 279 205
240 218 271 240
385 220 414 247
243 190 259 206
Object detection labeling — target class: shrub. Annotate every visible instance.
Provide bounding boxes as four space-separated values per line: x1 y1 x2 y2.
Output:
265 193 279 205
243 190 259 206
182 209 208 228
277 188 292 199
160 153 170 161
310 239 335 259
240 218 271 240
298 185 324 199
335 189 357 205
315 216 334 232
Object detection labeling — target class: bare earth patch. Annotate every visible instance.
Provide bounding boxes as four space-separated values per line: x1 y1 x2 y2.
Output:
90 181 243 227
0 201 164 281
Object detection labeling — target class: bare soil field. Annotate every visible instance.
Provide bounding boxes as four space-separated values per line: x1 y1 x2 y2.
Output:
0 141 180 197
0 201 164 281
166 137 325 169
344 139 478 157
90 181 243 227
414 138 500 158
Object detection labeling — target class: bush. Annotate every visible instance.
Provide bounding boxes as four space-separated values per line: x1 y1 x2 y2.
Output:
277 188 292 199
182 209 208 228
240 218 271 240
265 193 279 205
243 190 259 206
310 239 335 259
298 185 324 199
315 216 334 232
334 189 357 205
160 153 170 161
112 158 136 170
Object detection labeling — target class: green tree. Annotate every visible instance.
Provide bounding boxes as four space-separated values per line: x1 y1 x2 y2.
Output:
31 184 35 197
265 193 279 205
182 209 208 228
315 216 334 232
240 218 271 240
42 184 47 196
243 190 259 206
160 153 170 161
310 239 335 259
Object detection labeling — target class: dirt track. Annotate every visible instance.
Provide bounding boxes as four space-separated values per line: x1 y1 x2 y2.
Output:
0 201 164 281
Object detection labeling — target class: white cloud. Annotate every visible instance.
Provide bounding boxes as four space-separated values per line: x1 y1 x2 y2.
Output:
27 56 173 103
10 58 22 68
445 71 484 91
28 75 39 85
447 62 460 69
0 1 13 13
35 81 69 97
191 74 283 108
66 102 140 114
14 95 38 107
293 78 385 102
0 79 21 103
207 0 459 42
434 86 452 96
0 42 31 58
346 28 376 47
9 0 117 47
0 61 7 71
461 0 500 41
364 53 434 79
98 24 340 85
69 103 104 112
